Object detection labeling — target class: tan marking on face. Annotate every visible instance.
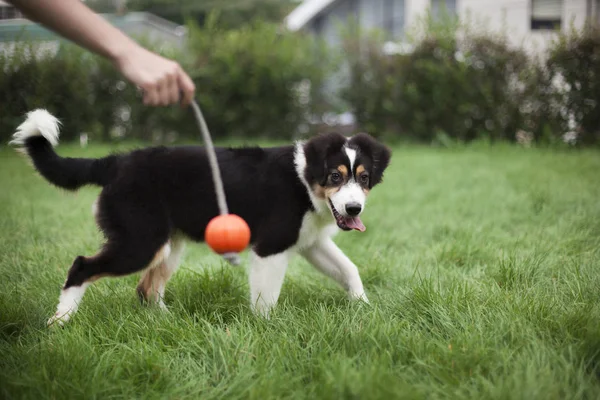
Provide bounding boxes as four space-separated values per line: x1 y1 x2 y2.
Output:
337 165 349 179
312 184 342 200
363 188 370 195
313 184 326 199
356 165 366 175
324 187 340 199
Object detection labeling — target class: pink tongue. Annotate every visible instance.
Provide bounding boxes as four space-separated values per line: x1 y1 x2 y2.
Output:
344 216 366 232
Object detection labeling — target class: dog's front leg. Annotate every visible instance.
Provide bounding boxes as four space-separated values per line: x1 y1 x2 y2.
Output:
301 237 368 303
248 250 289 318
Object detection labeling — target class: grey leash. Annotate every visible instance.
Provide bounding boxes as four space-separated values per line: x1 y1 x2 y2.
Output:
189 100 240 266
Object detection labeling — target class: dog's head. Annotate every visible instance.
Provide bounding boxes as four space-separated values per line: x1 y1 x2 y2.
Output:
299 132 391 231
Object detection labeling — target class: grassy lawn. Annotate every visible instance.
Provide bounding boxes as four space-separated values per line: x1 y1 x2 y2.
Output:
1 141 600 399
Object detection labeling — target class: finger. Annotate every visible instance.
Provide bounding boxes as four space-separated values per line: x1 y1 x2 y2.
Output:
143 84 160 106
157 78 171 106
177 69 196 107
168 71 180 105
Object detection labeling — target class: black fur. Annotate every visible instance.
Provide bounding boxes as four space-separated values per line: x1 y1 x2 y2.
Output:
347 133 391 188
303 132 392 189
21 131 391 292
303 132 348 186
24 136 118 190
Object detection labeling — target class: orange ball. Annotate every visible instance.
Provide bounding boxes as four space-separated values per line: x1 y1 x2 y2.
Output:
205 214 251 254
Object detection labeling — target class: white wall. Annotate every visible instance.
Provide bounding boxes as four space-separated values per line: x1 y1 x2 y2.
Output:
563 0 589 28
406 0 590 56
459 0 588 55
406 0 431 28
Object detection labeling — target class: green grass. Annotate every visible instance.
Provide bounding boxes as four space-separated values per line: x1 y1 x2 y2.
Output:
1 141 600 399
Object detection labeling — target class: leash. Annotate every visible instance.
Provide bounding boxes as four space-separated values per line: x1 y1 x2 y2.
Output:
189 99 240 266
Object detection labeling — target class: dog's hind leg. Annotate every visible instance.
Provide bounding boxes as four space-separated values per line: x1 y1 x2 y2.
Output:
137 236 185 310
47 239 168 327
48 195 171 327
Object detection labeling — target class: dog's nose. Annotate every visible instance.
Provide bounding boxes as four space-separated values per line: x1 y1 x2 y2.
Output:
345 202 362 217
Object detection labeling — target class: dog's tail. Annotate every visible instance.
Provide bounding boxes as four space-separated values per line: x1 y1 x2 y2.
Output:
9 109 118 190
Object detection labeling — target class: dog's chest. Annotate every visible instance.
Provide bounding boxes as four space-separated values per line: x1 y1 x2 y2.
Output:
294 211 338 250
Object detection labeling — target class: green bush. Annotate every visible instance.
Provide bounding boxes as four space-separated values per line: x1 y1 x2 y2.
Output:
187 14 330 138
3 11 599 147
0 14 330 144
0 42 96 142
547 23 600 146
339 16 564 144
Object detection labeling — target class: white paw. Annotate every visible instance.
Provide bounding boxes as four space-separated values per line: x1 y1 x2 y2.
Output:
349 291 369 304
47 311 72 328
251 303 272 319
157 300 171 313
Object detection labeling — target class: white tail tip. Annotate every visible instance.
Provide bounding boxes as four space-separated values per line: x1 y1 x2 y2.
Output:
9 109 61 147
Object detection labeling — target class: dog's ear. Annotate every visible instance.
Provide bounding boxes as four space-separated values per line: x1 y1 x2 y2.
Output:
351 133 391 188
303 132 347 186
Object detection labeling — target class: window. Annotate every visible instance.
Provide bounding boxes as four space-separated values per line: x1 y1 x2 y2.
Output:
0 6 22 20
384 0 394 34
348 0 359 20
311 15 323 35
431 0 457 20
531 0 563 30
382 0 405 38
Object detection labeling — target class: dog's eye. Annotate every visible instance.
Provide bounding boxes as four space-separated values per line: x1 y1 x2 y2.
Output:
360 174 369 185
331 172 342 184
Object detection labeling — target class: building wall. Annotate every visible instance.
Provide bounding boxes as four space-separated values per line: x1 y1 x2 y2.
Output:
418 0 590 55
298 0 595 51
305 0 408 105
406 0 431 27
562 0 589 28
123 20 186 49
297 0 594 108
321 0 357 46
308 0 406 45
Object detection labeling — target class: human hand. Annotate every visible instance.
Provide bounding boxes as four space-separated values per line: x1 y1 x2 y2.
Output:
113 45 195 107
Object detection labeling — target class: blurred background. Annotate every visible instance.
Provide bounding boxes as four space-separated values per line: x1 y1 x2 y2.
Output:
0 0 598 147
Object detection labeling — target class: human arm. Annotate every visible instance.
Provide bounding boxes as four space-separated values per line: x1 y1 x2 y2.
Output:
7 0 195 106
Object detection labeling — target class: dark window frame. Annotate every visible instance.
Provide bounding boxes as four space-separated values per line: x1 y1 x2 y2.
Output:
530 0 563 31
431 0 457 19
384 0 395 34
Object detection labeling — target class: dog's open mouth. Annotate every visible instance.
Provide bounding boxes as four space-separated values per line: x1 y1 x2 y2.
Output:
329 200 366 232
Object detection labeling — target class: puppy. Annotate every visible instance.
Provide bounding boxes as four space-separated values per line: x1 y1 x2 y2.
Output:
9 109 391 326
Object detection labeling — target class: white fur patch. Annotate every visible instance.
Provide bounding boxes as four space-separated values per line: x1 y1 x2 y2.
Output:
249 251 289 318
292 141 340 246
294 141 327 214
330 182 366 217
10 109 61 147
295 211 338 250
301 237 368 302
47 282 90 327
91 198 99 217
149 243 172 269
345 147 357 171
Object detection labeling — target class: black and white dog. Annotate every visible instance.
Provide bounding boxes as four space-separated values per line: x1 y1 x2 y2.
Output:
10 109 391 326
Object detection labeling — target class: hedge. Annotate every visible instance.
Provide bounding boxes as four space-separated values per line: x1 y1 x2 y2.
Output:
339 16 599 146
1 14 599 147
547 24 600 146
0 14 330 144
